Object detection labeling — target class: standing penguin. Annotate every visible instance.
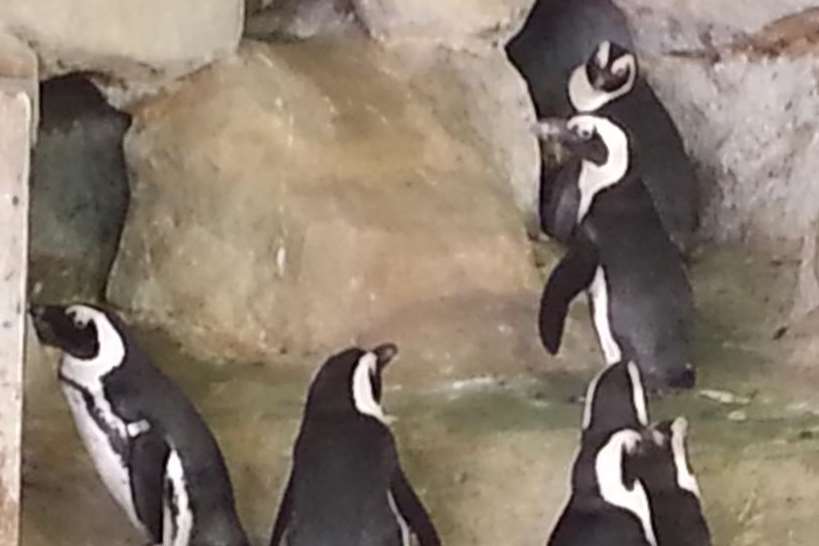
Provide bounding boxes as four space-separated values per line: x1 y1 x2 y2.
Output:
536 114 695 391
269 343 440 546
29 303 250 546
548 360 657 546
506 0 634 118
566 41 699 255
634 418 712 546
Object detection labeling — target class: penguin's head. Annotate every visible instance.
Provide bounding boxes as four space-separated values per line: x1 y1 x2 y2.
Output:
583 361 649 437
29 303 126 365
569 40 637 112
305 343 399 423
637 417 702 499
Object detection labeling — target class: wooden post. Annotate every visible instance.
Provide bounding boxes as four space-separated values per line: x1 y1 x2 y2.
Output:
0 91 30 546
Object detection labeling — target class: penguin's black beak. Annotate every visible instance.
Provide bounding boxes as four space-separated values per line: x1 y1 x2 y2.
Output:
28 304 68 348
373 343 398 372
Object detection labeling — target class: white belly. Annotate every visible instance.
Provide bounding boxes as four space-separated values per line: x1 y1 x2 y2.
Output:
163 450 193 546
61 383 147 537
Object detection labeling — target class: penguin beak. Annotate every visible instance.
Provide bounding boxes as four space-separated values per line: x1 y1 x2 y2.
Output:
373 343 398 372
28 304 65 347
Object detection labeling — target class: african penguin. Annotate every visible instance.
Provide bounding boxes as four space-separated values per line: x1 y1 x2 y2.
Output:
505 0 634 118
547 361 657 546
535 114 696 391
567 40 699 255
633 418 712 546
269 343 440 546
29 303 250 546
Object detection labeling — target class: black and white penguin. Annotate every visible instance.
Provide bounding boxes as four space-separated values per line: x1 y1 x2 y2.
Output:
29 303 250 546
506 0 634 118
548 360 657 546
536 114 695 391
269 343 440 546
566 40 699 254
634 418 712 546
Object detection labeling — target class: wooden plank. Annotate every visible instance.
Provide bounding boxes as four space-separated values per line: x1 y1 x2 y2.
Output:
0 91 30 546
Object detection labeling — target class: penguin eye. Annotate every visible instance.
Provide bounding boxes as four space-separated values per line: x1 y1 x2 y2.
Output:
578 127 594 140
66 308 91 329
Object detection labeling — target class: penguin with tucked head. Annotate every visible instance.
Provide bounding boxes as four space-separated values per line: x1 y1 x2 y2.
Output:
548 361 657 546
633 418 712 546
29 303 250 546
506 0 634 118
566 40 699 255
535 113 695 392
269 343 440 546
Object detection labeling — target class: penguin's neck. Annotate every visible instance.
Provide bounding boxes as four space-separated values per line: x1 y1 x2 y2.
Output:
576 154 629 223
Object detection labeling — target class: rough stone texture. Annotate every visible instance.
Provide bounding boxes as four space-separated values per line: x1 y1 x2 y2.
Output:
0 90 30 546
0 0 243 105
0 32 38 142
29 75 131 304
353 0 534 46
245 0 357 41
615 0 817 55
108 37 545 383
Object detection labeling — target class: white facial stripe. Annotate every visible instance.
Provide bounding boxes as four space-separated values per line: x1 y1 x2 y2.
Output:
589 267 622 364
352 353 387 424
572 115 630 224
163 450 193 546
612 54 634 77
626 362 648 426
61 305 126 387
596 41 611 68
568 55 637 112
596 430 658 546
671 418 702 498
581 367 605 430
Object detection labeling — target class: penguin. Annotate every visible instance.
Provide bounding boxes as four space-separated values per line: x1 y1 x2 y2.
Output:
633 418 712 546
269 343 440 546
29 303 250 546
535 114 696 391
505 0 634 118
547 360 657 546
566 40 699 255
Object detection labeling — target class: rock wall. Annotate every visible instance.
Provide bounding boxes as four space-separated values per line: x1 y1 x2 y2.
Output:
108 37 545 383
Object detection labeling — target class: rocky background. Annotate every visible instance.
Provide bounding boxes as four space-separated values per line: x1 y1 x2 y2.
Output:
4 0 817 379
6 1 819 545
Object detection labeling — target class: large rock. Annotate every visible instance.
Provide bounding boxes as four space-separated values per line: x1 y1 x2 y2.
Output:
108 37 547 383
0 0 243 105
29 75 131 303
353 0 533 46
600 4 819 320
245 0 356 41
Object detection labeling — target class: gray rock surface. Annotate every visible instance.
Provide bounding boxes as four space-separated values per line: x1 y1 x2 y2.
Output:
108 37 547 383
0 0 243 105
30 75 131 303
245 0 357 41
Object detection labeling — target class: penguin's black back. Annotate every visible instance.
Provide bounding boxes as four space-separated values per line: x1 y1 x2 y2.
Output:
506 0 633 117
582 173 694 388
594 79 699 253
287 415 403 546
549 501 652 546
102 326 249 546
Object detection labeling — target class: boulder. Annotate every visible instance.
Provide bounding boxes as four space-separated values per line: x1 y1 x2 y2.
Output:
0 0 243 105
245 0 356 41
352 0 533 46
108 37 550 383
29 75 131 303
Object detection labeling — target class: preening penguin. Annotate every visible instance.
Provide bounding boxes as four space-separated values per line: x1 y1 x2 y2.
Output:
567 41 700 255
547 361 657 546
269 343 440 546
536 114 696 391
634 418 712 546
30 303 250 546
505 0 633 118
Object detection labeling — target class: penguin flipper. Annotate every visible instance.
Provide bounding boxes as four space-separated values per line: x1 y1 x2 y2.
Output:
269 473 294 546
390 467 441 546
129 427 170 544
539 243 599 354
540 160 582 242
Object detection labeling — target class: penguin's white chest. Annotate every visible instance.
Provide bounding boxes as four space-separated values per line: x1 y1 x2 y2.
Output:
60 381 146 535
